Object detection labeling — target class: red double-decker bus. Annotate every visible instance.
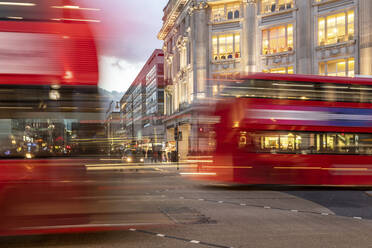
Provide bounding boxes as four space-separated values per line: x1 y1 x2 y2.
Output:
0 0 109 235
195 73 372 186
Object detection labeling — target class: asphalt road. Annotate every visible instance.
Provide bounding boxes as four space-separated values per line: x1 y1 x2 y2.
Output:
1 161 372 248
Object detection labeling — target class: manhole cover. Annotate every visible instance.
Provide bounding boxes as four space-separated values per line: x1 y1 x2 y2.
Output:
160 207 216 224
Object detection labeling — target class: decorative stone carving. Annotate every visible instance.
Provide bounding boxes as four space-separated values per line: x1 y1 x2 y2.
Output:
176 35 189 50
166 53 174 64
190 0 208 11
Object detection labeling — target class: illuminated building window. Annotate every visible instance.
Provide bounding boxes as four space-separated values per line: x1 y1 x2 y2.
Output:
318 10 354 46
262 24 293 55
319 58 354 77
211 3 240 22
212 33 241 61
263 66 294 74
261 0 293 14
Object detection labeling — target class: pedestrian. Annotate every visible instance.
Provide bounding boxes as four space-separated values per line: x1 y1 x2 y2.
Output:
153 150 158 163
158 150 162 163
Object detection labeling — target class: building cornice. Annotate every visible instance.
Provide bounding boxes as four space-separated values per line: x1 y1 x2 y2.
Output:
158 0 189 40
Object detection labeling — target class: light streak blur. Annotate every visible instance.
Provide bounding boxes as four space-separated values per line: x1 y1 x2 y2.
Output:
0 2 35 6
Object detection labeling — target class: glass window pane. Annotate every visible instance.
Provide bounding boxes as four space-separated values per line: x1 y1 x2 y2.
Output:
262 30 269 54
319 63 325 75
226 35 234 53
212 36 218 60
327 15 337 44
318 17 325 45
336 60 346 76
348 10 354 38
219 35 226 54
235 34 240 57
336 13 346 41
327 61 337 76
348 58 355 77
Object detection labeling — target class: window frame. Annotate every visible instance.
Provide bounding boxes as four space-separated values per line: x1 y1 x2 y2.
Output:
318 57 355 77
237 130 372 156
210 2 241 23
317 9 355 46
263 66 294 74
261 23 294 55
260 0 294 15
212 32 241 61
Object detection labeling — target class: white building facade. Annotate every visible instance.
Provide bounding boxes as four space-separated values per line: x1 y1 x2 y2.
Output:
158 0 372 158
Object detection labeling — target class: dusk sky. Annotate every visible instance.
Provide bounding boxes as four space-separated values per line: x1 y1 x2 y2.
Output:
83 0 169 92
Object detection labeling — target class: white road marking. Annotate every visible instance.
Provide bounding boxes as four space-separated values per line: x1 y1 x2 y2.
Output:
190 240 200 244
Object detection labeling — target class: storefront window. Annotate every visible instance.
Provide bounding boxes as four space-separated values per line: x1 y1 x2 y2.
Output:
263 66 294 74
262 24 293 55
319 58 354 77
212 33 241 61
318 10 354 46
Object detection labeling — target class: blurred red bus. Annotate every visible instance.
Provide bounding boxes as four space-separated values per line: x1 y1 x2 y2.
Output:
195 73 372 186
0 0 110 235
0 0 99 86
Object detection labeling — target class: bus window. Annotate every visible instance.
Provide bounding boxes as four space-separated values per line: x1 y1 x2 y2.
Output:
218 79 372 103
237 131 372 155
0 1 62 21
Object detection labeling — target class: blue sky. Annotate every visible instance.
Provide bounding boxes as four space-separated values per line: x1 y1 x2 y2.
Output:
83 0 169 92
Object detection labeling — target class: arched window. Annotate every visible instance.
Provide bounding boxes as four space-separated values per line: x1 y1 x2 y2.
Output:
234 10 239 19
227 11 233 19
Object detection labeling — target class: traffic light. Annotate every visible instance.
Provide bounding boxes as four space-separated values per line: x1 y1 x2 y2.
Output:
174 125 179 141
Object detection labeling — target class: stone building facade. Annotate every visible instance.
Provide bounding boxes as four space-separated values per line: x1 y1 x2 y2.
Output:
120 49 165 149
158 0 372 158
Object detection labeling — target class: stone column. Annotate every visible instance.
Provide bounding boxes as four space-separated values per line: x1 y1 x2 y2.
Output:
191 1 209 100
243 1 257 73
295 0 312 74
359 0 372 75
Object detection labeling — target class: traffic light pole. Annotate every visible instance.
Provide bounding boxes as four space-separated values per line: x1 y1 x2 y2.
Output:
175 124 179 170
176 137 179 170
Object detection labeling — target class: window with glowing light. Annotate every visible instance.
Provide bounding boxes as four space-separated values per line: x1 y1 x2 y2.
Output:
0 0 63 21
260 0 293 14
238 131 372 155
211 3 240 22
318 10 354 46
263 66 294 74
212 33 241 61
319 58 354 77
262 24 293 55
